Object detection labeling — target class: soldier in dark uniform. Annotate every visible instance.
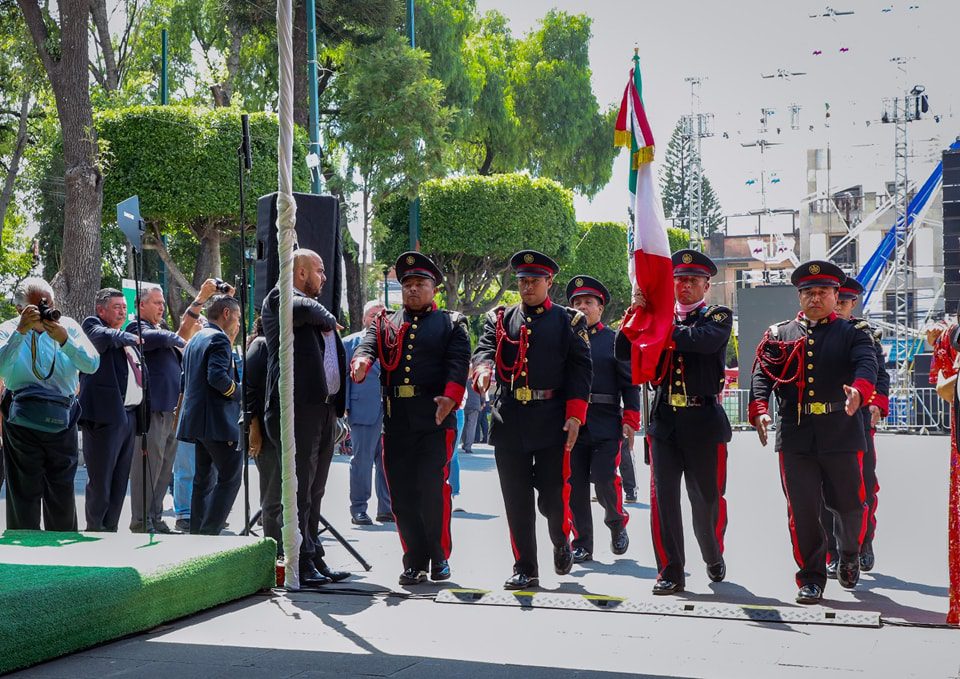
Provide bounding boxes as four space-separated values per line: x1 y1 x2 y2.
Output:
565 275 641 562
350 252 471 586
823 277 890 576
637 250 733 596
472 250 593 589
750 260 878 604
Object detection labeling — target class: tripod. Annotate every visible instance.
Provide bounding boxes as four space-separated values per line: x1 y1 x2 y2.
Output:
244 508 372 571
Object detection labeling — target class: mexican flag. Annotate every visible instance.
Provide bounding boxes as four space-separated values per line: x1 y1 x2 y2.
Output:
614 54 673 385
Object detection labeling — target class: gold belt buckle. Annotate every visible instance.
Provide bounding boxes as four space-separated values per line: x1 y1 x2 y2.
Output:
809 402 827 415
514 386 533 403
396 385 416 398
670 394 687 407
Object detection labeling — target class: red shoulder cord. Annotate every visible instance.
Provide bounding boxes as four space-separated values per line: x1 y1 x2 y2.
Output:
651 343 676 387
374 310 410 374
752 332 806 406
494 308 529 385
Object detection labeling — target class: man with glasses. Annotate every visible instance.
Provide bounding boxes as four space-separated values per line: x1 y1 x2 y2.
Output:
749 260 878 604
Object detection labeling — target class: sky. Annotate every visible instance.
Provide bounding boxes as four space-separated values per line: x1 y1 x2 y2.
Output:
475 0 960 233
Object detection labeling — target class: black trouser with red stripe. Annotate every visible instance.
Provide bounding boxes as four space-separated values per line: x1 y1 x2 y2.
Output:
569 436 629 554
382 426 455 571
823 418 879 563
779 449 866 589
649 436 728 585
494 443 572 577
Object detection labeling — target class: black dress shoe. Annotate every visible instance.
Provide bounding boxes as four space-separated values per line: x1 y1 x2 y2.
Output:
652 579 684 595
572 547 593 563
837 560 860 590
317 561 351 583
351 512 373 526
624 491 639 504
398 568 428 585
300 566 332 586
611 526 629 555
504 573 539 590
859 545 875 572
376 513 395 523
826 560 838 579
707 560 726 583
796 583 823 604
431 559 451 581
554 542 573 575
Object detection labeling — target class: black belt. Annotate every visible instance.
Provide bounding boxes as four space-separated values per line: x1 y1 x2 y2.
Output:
664 394 720 408
503 387 559 403
383 385 437 398
323 393 338 405
801 401 845 415
589 393 619 405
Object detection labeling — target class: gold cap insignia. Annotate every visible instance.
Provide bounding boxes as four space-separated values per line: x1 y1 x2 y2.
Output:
809 264 821 274
405 255 415 265
523 253 534 264
682 253 693 264
575 277 584 287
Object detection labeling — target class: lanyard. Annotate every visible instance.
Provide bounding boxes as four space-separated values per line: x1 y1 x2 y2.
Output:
30 332 58 381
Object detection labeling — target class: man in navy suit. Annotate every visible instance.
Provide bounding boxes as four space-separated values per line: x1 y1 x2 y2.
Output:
343 300 392 526
176 295 243 535
79 289 144 532
262 249 349 585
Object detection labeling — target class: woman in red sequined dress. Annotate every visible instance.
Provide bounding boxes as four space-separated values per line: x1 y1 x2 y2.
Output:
929 323 959 625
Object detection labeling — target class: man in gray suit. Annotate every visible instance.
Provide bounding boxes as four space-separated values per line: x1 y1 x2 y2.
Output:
343 300 392 525
462 369 482 454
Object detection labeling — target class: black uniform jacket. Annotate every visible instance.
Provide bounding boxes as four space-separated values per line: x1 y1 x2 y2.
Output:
851 318 891 429
473 298 593 451
579 322 641 445
354 304 471 434
749 312 878 454
648 303 734 447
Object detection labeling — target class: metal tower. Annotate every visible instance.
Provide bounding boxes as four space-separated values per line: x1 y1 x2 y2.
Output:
681 77 713 249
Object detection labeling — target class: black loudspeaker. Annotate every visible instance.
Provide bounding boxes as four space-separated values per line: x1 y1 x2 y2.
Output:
254 192 342 319
913 353 934 390
944 150 960 313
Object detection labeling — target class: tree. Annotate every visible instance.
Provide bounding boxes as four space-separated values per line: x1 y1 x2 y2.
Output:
325 33 452 328
659 120 724 239
16 0 104 317
552 222 631 320
376 173 576 316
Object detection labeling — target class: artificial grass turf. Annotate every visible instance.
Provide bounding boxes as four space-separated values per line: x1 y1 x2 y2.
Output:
0 530 276 674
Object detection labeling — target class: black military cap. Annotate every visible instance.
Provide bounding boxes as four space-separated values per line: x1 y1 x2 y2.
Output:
790 260 846 289
510 250 559 278
838 277 865 301
395 251 442 284
566 275 610 305
672 249 718 277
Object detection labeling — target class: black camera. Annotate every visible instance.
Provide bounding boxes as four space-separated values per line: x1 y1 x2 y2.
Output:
213 278 231 294
37 299 61 322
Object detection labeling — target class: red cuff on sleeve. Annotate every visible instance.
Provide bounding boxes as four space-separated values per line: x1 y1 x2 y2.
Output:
872 392 889 417
566 398 588 425
748 399 768 423
443 381 466 407
622 409 641 430
851 378 876 406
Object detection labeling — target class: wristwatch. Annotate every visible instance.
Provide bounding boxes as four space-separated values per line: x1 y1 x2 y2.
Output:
185 309 200 320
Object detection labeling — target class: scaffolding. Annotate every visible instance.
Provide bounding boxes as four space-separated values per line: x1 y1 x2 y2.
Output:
681 77 713 249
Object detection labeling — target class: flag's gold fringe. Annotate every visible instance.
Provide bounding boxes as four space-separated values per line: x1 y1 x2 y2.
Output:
631 146 655 168
613 129 632 147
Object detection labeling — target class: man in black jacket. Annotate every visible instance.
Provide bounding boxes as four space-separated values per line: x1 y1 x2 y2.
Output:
632 250 733 596
566 275 640 563
176 295 243 535
472 250 593 590
262 249 349 586
79 289 143 532
750 260 878 604
351 252 470 585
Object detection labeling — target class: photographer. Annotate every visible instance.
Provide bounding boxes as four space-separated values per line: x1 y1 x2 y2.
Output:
0 278 99 530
